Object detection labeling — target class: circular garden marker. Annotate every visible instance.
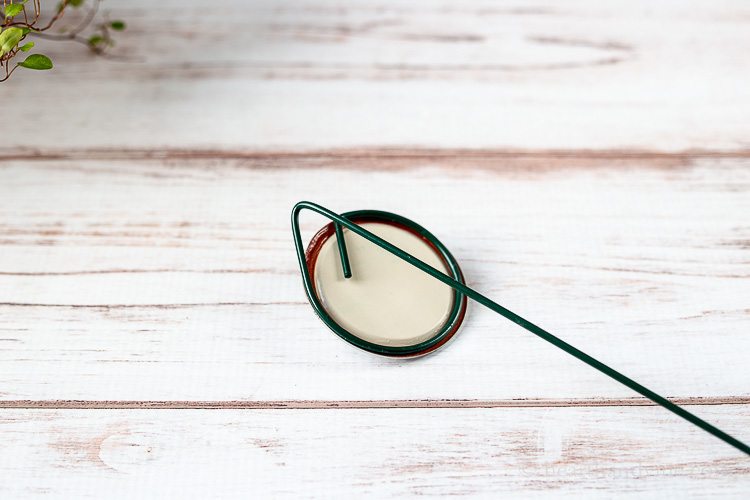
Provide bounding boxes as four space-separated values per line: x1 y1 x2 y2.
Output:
303 210 466 357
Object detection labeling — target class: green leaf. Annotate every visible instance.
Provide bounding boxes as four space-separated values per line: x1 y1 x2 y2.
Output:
4 4 24 17
0 27 23 52
19 41 34 52
88 34 103 45
110 21 126 30
17 53 53 70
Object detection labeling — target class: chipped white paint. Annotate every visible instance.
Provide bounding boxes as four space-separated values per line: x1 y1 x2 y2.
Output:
2 0 750 151
1 406 749 498
1 157 748 402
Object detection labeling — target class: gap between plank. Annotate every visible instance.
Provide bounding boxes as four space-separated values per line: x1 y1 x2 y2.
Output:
2 147 750 162
0 397 747 410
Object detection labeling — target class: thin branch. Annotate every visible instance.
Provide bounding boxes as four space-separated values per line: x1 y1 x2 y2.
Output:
0 63 20 82
27 1 97 42
68 0 99 37
0 0 127 82
38 0 69 32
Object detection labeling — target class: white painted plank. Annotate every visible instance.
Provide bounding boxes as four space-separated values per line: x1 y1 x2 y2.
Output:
0 156 748 400
2 0 750 150
1 405 748 498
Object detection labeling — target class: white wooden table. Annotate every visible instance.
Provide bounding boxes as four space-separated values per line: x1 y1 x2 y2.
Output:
1 0 749 497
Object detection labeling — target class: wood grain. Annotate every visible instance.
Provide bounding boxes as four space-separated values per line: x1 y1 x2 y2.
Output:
0 397 748 410
2 0 750 151
1 156 748 402
1 406 748 498
2 0 750 496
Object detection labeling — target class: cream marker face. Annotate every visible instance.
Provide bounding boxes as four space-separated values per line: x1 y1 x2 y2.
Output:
313 222 454 348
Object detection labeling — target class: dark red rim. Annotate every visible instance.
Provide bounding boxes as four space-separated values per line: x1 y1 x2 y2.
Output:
304 214 467 358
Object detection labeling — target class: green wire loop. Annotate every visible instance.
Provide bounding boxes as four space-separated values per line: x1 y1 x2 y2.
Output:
291 201 750 456
292 203 466 357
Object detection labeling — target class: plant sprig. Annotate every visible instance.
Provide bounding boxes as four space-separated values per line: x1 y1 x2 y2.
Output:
0 0 125 82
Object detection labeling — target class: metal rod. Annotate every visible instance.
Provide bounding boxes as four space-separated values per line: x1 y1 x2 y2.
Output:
334 223 352 279
291 201 750 456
